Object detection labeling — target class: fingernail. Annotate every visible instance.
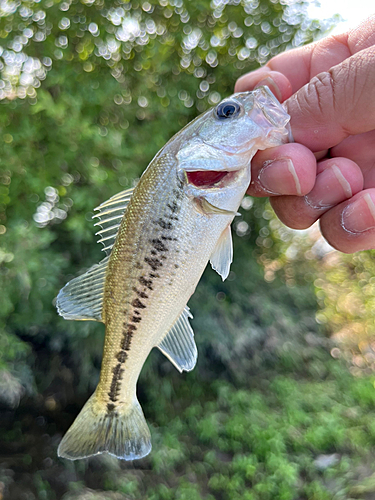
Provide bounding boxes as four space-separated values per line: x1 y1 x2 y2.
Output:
258 158 301 196
255 77 282 102
342 193 375 234
305 164 352 209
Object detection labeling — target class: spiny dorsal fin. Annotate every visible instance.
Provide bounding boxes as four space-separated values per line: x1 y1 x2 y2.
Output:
93 187 135 256
157 306 197 373
210 225 233 281
56 257 109 322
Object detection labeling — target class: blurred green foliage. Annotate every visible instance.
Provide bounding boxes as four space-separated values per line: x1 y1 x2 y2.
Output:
1 0 374 499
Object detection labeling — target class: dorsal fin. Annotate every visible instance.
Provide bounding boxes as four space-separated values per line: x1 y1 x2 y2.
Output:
56 257 109 322
156 306 197 372
93 187 135 256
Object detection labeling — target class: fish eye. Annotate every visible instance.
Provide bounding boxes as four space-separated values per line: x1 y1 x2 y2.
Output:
215 100 241 120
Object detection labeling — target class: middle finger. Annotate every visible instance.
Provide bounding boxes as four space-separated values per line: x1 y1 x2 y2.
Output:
270 158 363 229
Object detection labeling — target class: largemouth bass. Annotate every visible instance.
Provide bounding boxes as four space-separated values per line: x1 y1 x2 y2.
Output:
56 87 291 461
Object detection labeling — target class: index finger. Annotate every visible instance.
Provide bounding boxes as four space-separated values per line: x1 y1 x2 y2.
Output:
235 15 375 95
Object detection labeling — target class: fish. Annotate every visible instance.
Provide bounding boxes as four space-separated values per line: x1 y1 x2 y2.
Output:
56 86 291 461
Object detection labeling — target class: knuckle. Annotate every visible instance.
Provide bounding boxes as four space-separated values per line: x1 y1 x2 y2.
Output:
303 72 335 118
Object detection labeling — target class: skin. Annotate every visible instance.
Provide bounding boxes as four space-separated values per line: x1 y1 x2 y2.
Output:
235 15 375 253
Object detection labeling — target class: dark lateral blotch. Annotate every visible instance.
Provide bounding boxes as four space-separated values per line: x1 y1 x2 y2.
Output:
149 272 160 279
144 256 163 271
116 350 128 363
132 286 149 299
112 363 124 377
155 218 173 230
173 188 183 199
151 238 168 252
139 276 153 290
132 298 146 309
120 334 132 351
167 201 179 213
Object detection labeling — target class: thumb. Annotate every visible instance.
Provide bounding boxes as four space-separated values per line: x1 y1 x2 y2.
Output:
286 45 375 152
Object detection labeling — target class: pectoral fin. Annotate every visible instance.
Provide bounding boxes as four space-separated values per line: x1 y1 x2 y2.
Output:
193 197 240 217
157 306 197 373
210 225 233 281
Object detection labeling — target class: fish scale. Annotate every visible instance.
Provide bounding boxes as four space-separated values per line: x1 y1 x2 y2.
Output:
55 87 291 461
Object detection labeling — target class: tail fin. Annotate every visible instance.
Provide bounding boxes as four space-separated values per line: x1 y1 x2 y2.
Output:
57 393 151 461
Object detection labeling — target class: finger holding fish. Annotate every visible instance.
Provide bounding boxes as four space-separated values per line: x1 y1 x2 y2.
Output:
249 153 364 230
320 189 375 253
236 16 375 253
248 143 316 197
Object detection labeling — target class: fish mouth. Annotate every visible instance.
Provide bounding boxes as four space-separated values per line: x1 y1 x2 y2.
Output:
186 170 237 189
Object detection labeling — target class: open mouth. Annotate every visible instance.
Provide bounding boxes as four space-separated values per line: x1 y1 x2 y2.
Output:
186 170 229 188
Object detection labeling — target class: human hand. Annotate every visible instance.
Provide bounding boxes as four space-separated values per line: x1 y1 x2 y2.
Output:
235 15 375 253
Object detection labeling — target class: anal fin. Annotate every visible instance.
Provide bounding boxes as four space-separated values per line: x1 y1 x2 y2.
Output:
157 306 197 373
